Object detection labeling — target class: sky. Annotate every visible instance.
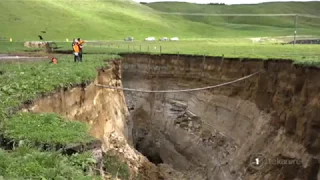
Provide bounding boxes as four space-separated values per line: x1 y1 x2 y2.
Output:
133 0 315 5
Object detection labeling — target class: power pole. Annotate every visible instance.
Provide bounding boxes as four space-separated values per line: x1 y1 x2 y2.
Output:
294 14 298 45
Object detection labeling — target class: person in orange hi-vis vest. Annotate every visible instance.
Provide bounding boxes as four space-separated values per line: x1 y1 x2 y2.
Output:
77 38 85 62
73 39 80 62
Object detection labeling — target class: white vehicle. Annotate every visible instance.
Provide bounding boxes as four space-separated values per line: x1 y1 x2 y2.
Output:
124 37 134 41
159 37 169 41
170 37 179 41
145 37 155 41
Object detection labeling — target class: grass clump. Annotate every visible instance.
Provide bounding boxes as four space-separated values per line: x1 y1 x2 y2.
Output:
103 153 130 180
3 112 95 146
0 147 100 180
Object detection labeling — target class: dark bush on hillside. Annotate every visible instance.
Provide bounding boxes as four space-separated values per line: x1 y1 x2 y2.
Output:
0 147 99 179
103 153 130 180
208 3 226 5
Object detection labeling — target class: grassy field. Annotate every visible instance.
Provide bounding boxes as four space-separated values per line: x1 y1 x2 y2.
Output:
0 0 320 41
147 1 320 28
85 40 320 64
2 40 320 65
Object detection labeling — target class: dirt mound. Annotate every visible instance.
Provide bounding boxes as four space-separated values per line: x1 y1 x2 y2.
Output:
24 41 48 48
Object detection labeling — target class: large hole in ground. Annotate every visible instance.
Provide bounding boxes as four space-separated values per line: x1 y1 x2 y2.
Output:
120 54 320 180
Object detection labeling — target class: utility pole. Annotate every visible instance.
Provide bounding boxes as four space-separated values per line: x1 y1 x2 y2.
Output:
294 14 298 45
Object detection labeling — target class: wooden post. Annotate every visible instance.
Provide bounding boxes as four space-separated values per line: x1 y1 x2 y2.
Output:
294 14 298 46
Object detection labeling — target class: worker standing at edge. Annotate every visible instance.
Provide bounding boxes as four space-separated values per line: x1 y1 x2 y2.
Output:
73 39 80 62
77 38 85 62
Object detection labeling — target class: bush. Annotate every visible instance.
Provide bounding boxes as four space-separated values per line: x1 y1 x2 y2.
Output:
3 112 95 147
103 153 130 180
0 147 101 180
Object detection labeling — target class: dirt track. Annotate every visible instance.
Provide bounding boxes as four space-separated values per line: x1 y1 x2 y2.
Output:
0 54 48 62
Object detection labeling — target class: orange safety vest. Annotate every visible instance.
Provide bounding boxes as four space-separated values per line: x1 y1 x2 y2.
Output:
78 40 85 49
78 40 85 46
73 43 80 53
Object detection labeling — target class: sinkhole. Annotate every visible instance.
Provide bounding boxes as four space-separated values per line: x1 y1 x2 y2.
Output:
119 54 320 180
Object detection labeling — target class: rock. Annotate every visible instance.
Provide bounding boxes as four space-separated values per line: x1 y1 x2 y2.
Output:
194 124 201 129
186 110 197 118
170 100 187 109
170 107 184 112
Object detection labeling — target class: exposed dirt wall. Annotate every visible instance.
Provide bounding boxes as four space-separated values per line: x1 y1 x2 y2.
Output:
21 60 163 180
121 53 320 180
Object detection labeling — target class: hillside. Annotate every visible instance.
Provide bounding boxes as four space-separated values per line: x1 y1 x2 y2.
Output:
0 0 320 41
0 0 183 41
146 1 320 35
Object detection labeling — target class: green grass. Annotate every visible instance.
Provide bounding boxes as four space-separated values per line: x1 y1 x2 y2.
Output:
3 113 95 146
0 54 109 118
64 40 320 65
103 153 130 180
147 1 320 29
0 54 111 144
2 41 320 65
0 0 320 41
0 147 100 180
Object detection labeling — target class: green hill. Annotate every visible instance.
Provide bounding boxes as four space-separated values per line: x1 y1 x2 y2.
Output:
0 0 182 41
0 0 320 41
146 1 320 36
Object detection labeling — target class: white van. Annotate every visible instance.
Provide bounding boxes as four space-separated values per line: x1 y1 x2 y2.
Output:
170 37 179 41
145 37 156 41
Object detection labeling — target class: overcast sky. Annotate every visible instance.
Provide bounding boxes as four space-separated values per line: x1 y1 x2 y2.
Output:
133 0 316 5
